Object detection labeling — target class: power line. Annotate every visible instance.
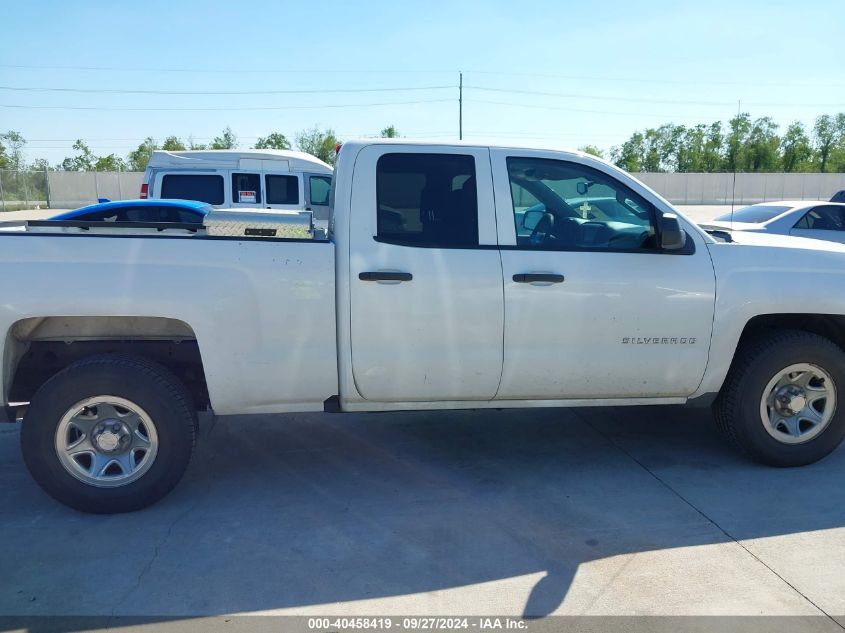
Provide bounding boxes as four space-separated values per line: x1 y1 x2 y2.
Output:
0 85 452 96
461 69 843 89
468 85 734 106
466 98 722 120
467 86 845 108
463 130 621 139
0 63 455 75
0 98 453 112
3 64 840 89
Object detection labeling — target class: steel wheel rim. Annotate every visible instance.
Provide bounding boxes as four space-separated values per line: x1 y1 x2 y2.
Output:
759 363 836 445
54 396 159 488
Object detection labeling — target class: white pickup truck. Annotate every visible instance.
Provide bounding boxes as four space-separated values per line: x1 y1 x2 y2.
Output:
4 140 845 513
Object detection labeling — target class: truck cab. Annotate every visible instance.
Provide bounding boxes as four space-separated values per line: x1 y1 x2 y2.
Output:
334 141 715 407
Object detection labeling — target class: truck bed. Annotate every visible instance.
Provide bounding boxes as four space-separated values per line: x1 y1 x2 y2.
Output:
0 229 338 414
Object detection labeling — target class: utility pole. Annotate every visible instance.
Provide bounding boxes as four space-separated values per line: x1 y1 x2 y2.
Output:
459 72 463 141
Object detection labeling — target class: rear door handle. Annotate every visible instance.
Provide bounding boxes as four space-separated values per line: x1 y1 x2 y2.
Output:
359 271 413 282
513 273 564 284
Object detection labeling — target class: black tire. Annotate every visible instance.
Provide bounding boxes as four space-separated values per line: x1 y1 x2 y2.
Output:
21 354 197 513
714 329 845 467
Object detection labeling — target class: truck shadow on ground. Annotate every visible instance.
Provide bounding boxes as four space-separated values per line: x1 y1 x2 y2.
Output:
2 405 845 624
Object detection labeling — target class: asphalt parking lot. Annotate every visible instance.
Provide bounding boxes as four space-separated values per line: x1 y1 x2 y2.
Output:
2 405 844 624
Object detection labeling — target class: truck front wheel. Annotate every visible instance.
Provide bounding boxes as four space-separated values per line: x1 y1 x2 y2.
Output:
21 354 197 513
715 330 845 466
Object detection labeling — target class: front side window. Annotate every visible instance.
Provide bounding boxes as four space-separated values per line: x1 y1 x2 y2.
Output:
506 157 658 250
265 175 299 205
309 175 332 206
376 153 478 247
794 205 845 231
160 174 224 205
232 173 261 204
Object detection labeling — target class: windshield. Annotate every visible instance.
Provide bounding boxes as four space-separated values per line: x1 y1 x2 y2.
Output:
714 205 792 223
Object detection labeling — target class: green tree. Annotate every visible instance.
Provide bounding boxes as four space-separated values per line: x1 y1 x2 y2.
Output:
611 131 645 172
254 132 291 150
210 127 238 150
162 136 186 151
127 137 159 171
742 117 781 172
725 113 752 172
780 122 812 172
295 126 339 165
0 131 26 170
94 154 127 171
29 157 50 171
187 136 208 150
827 113 845 172
0 139 7 170
812 114 839 172
640 127 666 172
380 125 399 138
61 139 97 171
578 145 603 158
701 122 725 172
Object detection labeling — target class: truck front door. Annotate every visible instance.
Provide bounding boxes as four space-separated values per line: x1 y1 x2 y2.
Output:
490 149 716 400
348 146 503 402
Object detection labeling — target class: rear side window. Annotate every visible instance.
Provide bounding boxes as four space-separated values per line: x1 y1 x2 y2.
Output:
795 205 845 230
266 175 299 205
715 205 791 223
376 153 478 247
71 206 203 223
232 173 261 204
309 175 332 206
160 174 224 205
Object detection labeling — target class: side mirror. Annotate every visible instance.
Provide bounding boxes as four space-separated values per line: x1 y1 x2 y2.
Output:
660 213 687 251
522 209 545 231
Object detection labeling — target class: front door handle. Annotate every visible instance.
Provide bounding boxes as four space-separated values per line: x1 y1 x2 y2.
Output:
513 273 565 284
359 271 413 282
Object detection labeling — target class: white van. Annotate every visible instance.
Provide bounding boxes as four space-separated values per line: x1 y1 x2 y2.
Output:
141 149 333 227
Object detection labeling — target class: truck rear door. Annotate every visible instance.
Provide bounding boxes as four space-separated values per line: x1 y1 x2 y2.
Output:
348 145 503 402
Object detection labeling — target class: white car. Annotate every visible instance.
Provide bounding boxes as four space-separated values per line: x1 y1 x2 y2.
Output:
704 200 845 243
6 141 845 513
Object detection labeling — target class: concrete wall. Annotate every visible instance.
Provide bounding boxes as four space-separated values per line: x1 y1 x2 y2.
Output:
46 171 144 209
635 172 845 205
12 170 845 210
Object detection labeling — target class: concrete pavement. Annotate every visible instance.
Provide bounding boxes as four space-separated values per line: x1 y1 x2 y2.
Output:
1 405 844 622
0 208 60 221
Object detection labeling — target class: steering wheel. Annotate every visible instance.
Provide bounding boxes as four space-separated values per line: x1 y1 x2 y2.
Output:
530 212 555 246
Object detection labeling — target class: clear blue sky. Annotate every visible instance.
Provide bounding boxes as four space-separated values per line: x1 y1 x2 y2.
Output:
1 0 842 165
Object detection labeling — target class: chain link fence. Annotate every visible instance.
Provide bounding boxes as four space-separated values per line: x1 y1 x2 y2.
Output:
0 170 49 211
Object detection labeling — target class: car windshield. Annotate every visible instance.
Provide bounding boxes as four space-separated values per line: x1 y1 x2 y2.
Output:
714 205 792 223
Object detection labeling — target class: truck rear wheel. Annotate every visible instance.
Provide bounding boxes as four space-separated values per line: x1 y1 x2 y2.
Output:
714 330 845 466
21 354 197 513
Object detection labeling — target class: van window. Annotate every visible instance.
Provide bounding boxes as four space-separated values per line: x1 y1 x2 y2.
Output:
160 174 224 205
310 176 332 206
266 175 299 205
376 153 478 247
232 173 262 204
